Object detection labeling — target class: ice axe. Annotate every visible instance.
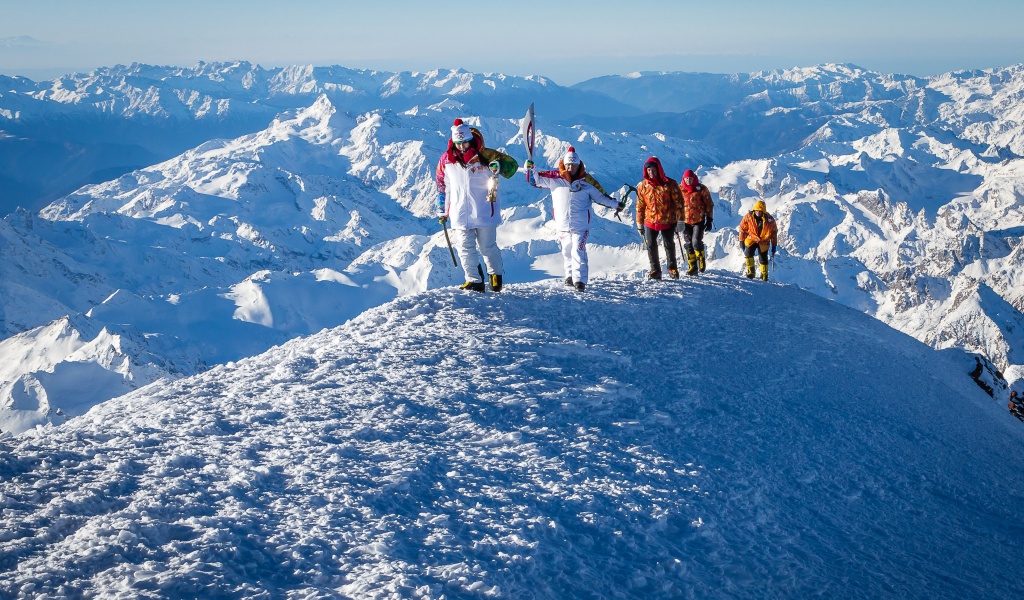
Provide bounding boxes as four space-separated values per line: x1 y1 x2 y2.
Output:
617 184 647 249
614 182 647 247
441 219 458 268
614 183 638 223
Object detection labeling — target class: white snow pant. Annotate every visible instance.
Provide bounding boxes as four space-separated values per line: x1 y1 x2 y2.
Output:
455 226 503 283
558 229 591 284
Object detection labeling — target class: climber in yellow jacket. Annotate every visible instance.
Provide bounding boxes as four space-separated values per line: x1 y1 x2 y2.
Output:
738 200 778 281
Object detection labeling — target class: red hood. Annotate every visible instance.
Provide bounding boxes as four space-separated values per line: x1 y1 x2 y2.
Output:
681 169 699 192
643 157 670 186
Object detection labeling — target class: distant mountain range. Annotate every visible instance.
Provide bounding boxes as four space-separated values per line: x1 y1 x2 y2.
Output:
0 62 638 213
1 61 1022 434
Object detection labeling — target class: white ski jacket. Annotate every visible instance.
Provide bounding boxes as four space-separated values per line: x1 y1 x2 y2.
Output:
437 143 516 230
441 162 499 229
533 169 619 232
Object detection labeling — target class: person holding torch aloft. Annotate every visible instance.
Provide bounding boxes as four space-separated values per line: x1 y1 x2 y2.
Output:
436 118 518 292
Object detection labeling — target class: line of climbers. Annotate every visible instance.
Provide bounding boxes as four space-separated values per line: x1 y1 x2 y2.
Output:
435 118 778 292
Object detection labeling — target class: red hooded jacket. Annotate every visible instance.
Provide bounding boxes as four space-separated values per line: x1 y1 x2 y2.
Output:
636 157 683 230
679 169 715 225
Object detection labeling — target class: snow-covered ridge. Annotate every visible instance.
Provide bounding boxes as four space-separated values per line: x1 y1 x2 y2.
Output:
1 280 1021 597
0 313 175 436
0 92 721 434
2 61 1024 435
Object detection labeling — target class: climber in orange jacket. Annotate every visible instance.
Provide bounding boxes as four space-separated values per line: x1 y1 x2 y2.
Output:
679 169 715 275
738 200 778 281
635 157 684 279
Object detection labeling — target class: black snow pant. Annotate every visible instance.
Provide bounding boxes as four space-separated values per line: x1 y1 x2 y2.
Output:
744 243 770 265
644 224 678 273
682 222 706 254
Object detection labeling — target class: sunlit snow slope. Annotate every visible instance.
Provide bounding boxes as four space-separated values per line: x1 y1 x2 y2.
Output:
2 279 1021 598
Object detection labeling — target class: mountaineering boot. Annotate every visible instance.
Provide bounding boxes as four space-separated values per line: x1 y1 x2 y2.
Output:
696 249 706 273
575 281 586 293
745 257 756 279
686 252 698 276
489 273 503 292
668 268 680 279
648 269 662 280
460 281 486 292
760 263 769 281
564 276 574 287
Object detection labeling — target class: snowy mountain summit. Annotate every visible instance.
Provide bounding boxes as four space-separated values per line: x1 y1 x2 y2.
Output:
2 60 1024 432
2 280 1021 598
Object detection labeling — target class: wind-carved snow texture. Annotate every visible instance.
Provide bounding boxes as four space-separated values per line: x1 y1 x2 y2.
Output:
1 280 1022 598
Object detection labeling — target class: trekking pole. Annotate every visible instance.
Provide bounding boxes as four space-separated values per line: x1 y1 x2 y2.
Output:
637 225 649 250
442 220 458 267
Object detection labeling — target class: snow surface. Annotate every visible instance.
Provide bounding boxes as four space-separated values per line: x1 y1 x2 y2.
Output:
2 279 1022 598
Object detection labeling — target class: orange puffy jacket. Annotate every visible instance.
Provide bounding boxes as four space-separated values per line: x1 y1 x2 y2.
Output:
636 157 683 230
739 211 778 250
679 170 714 225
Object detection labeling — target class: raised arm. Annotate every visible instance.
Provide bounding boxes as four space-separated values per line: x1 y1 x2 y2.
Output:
479 148 519 179
527 167 560 190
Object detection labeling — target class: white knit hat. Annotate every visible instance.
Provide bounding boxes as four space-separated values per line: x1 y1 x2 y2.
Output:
451 118 473 143
563 146 580 165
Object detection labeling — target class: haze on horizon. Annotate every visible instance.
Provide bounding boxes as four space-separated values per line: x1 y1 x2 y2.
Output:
2 0 1023 84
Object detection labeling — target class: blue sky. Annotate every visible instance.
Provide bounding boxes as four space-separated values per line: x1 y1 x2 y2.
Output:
2 0 1022 84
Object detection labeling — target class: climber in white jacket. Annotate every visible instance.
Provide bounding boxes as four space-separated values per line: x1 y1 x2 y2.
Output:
526 146 624 292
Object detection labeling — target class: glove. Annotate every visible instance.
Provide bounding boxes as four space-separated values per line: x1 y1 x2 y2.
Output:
438 215 448 225
525 159 534 170
616 200 626 212
489 160 501 175
704 217 714 232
